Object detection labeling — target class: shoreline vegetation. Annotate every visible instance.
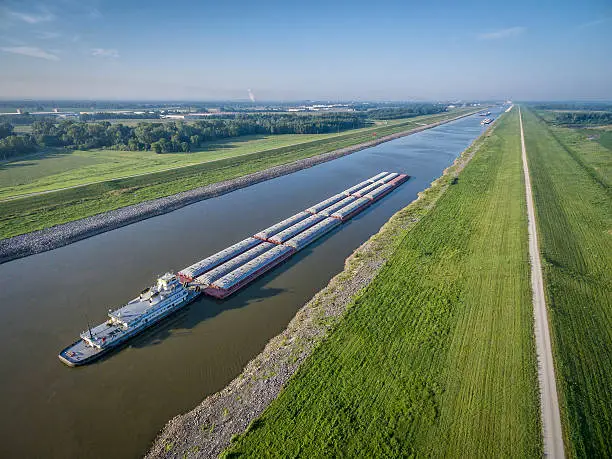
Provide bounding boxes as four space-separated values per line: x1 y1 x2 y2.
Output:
146 111 499 459
0 109 478 264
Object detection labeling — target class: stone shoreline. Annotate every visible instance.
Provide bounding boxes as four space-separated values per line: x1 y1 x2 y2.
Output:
145 118 494 459
0 111 476 265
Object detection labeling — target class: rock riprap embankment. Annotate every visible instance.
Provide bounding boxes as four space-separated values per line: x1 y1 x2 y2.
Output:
0 111 476 265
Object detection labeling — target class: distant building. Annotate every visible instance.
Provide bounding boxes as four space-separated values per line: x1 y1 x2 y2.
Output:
184 113 217 119
2 110 78 118
160 114 186 119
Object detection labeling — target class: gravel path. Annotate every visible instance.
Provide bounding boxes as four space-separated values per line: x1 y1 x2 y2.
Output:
519 106 565 458
0 111 475 265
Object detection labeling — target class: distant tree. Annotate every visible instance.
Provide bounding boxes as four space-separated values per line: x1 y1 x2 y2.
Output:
190 134 201 147
151 140 163 153
32 119 57 136
367 104 445 120
0 122 14 140
0 134 38 160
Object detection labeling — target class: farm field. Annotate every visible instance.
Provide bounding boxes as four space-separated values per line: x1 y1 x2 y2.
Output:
573 127 612 178
522 108 612 457
223 109 542 457
0 134 334 199
531 111 611 188
0 110 465 200
0 109 474 239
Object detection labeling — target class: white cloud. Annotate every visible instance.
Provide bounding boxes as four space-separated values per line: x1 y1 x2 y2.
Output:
577 17 611 29
91 48 119 58
478 26 525 40
8 10 55 24
1 46 59 60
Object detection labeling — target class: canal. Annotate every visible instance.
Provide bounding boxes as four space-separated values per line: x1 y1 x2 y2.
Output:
0 109 501 458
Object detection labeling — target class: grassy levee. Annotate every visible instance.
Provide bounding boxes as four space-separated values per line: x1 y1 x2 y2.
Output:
0 110 473 240
522 108 612 457
222 109 542 457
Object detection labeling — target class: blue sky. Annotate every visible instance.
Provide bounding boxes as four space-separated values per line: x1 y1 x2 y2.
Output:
0 0 611 100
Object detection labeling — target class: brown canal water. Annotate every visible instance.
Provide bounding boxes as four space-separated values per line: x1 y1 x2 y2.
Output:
0 109 501 458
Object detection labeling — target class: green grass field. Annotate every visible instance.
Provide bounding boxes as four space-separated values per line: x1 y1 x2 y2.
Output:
596 129 612 150
575 128 612 177
531 111 610 189
522 108 612 457
222 109 542 457
0 111 460 200
0 109 474 240
0 134 335 199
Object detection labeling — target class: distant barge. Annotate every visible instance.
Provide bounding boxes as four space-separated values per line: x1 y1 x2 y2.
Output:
59 172 408 366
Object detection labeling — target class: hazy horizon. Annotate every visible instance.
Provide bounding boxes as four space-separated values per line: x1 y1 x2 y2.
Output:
1 0 611 101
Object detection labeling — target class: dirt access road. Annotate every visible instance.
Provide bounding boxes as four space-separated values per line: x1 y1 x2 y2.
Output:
519 106 565 458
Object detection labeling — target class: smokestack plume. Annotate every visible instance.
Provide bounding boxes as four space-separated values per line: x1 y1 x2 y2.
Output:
248 89 256 103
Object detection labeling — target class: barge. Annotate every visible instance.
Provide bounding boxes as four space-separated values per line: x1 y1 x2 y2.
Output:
284 218 341 251
204 245 295 299
254 211 310 241
194 242 276 288
178 237 260 283
319 196 356 217
331 197 371 221
268 214 325 244
59 171 409 366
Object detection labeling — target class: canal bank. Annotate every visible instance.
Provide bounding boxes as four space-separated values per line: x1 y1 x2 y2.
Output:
146 116 499 459
0 110 479 265
0 110 499 459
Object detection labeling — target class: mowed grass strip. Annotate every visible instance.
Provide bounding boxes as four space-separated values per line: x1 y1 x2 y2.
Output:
0 110 474 240
222 109 541 457
522 108 612 457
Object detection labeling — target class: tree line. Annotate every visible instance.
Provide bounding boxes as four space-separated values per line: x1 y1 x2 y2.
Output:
532 102 612 112
0 113 367 159
365 104 446 120
0 122 38 159
79 112 162 122
552 111 612 126
0 103 449 160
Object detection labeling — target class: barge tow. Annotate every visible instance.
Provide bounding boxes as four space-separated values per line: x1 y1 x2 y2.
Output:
59 172 409 366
